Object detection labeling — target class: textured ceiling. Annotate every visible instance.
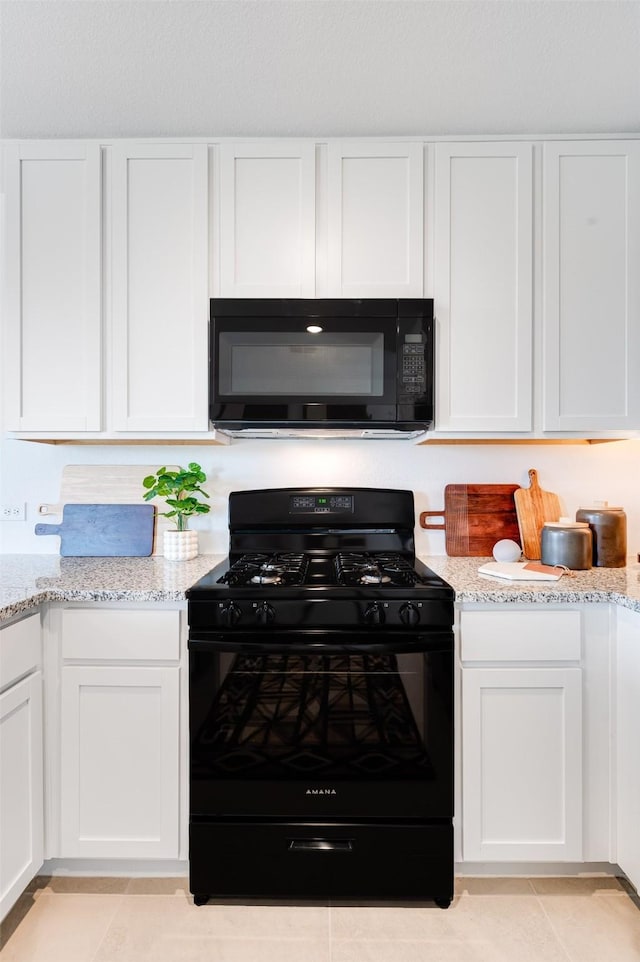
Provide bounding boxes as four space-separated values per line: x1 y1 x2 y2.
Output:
1 0 639 138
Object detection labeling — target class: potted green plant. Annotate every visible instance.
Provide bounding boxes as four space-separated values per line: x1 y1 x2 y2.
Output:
142 463 211 560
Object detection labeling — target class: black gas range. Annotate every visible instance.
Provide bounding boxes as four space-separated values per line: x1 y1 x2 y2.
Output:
187 487 455 907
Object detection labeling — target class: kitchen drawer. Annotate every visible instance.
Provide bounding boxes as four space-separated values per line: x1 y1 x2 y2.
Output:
460 609 581 662
61 608 180 661
0 613 41 690
190 820 453 901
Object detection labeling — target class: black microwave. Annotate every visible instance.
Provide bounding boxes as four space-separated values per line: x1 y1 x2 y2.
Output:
209 298 434 438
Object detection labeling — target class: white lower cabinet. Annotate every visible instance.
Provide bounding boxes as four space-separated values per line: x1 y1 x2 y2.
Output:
3 595 630 893
460 607 587 862
56 607 182 860
615 606 640 892
0 614 44 920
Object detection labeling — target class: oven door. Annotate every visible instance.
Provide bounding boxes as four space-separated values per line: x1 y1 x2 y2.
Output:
189 631 453 820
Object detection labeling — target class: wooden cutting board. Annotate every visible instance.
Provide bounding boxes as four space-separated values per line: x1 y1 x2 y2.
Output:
35 504 155 557
514 468 562 560
37 465 179 556
420 484 521 556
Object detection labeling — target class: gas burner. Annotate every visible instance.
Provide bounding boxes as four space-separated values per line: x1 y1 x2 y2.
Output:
251 564 285 585
359 566 391 585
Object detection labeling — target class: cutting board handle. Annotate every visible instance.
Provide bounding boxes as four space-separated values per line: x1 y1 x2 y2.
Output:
527 468 540 490
37 503 61 516
419 510 446 531
35 523 62 536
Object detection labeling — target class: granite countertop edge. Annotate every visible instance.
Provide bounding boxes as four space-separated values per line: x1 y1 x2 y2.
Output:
0 554 639 624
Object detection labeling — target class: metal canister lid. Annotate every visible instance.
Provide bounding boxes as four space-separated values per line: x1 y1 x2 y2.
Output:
579 502 624 512
543 518 590 529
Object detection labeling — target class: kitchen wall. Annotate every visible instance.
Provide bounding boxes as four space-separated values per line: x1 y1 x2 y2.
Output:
1 437 638 557
2 4 638 558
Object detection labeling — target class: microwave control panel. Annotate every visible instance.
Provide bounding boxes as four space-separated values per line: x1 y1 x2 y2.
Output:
399 334 427 396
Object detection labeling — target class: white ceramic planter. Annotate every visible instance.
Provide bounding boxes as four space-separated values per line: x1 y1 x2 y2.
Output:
163 529 198 561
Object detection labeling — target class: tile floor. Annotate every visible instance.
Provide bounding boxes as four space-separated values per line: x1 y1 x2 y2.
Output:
1 876 639 962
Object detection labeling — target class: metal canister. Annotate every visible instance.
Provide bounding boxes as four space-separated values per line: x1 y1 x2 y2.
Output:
541 519 592 570
576 503 627 567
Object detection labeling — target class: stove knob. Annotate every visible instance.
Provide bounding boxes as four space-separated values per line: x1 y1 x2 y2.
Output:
399 603 420 626
255 602 275 625
219 602 241 627
364 603 385 626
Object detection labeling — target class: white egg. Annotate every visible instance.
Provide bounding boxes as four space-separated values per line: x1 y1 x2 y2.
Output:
492 539 522 562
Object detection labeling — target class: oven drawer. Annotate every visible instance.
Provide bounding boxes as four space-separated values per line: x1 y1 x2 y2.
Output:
190 819 453 901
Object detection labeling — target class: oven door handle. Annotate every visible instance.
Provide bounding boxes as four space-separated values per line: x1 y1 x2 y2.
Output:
188 631 453 655
288 838 354 854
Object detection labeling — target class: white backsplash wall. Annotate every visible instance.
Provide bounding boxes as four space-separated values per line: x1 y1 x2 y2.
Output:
0 437 639 557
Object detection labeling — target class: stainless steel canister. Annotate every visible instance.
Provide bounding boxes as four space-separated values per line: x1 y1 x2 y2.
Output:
575 503 627 567
541 519 592 570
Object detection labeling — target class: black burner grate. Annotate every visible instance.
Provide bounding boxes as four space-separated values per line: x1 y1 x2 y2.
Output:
219 553 309 587
335 552 424 587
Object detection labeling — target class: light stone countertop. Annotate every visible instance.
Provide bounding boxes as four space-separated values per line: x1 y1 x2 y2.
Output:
420 555 640 613
0 554 225 623
0 553 639 624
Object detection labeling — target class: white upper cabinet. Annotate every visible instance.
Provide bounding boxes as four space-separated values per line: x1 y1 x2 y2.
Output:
3 142 102 431
542 141 640 431
4 136 639 440
434 142 533 432
219 142 316 297
111 143 209 431
327 142 423 297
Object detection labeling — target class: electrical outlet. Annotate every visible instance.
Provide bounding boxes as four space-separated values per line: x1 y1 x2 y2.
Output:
0 503 26 521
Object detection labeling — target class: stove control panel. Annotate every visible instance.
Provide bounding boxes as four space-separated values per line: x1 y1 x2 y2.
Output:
206 598 438 629
290 494 354 515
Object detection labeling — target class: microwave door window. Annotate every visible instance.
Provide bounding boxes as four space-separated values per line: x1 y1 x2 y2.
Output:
218 332 385 398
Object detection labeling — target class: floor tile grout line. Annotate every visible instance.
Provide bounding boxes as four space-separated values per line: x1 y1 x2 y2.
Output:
87 893 127 962
533 892 576 962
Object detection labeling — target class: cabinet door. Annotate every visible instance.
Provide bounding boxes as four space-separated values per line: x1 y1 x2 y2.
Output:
60 665 180 858
3 142 102 431
328 141 423 297
434 143 533 431
111 143 209 431
0 672 44 920
462 667 582 861
616 607 640 891
219 141 315 297
542 141 640 431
